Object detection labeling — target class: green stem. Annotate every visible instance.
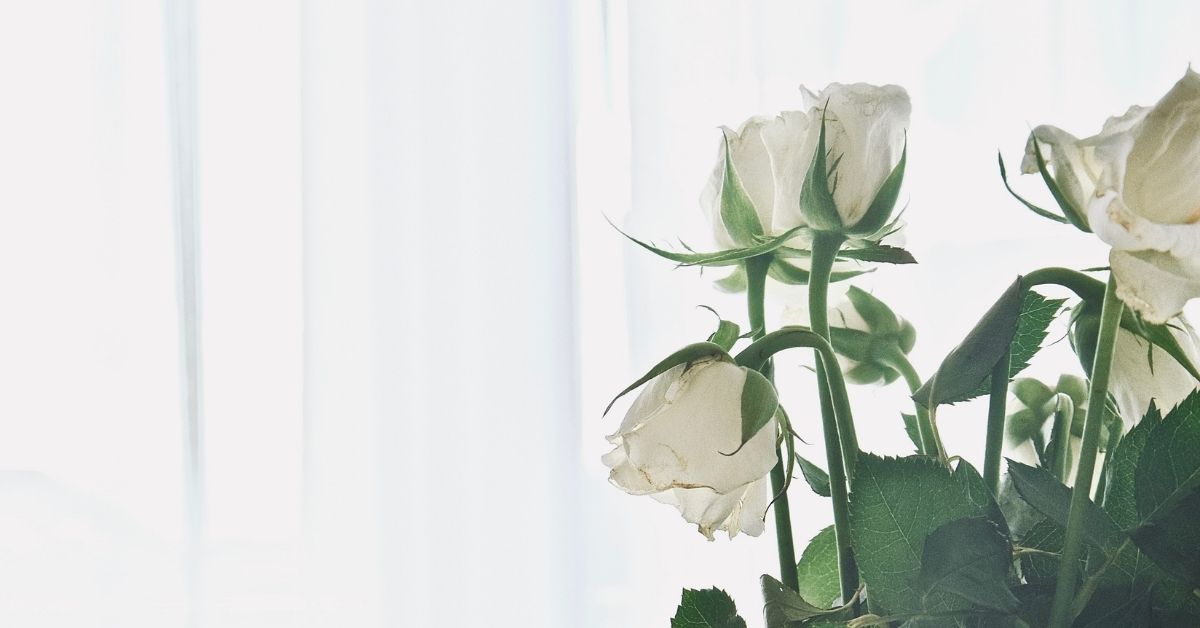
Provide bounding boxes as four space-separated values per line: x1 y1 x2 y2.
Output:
1094 422 1121 505
745 255 798 593
1022 267 1106 302
807 233 860 608
1072 538 1134 616
1048 275 1124 628
983 349 1011 496
884 349 942 460
1050 394 1074 482
809 233 859 468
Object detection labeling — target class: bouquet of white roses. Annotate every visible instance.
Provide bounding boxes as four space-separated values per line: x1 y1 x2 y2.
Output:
603 70 1200 627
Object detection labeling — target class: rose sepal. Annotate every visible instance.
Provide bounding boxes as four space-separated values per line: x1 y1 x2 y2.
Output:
845 138 906 238
1028 135 1091 232
799 111 845 232
767 257 873 286
997 151 1071 226
716 133 767 247
603 342 734 416
611 219 810 268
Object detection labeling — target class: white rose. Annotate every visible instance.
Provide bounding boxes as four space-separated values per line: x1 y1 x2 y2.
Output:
1108 316 1200 425
1025 68 1200 323
602 358 778 540
762 82 910 234
700 83 910 249
1072 304 1200 426
700 116 779 250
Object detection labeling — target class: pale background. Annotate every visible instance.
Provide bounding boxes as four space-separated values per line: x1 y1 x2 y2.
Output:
0 1 1197 627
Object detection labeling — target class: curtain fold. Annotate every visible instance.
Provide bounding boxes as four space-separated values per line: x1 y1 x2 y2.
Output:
4 1 1198 627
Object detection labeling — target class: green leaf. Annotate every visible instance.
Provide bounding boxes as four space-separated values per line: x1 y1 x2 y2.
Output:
1135 390 1200 522
913 277 1025 407
1011 583 1056 628
1074 411 1169 615
769 256 873 286
1073 585 1153 627
1129 486 1200 588
1018 518 1069 586
1126 390 1200 586
1149 578 1200 624
761 575 851 627
901 413 923 453
738 368 780 449
672 587 748 628
1082 539 1160 609
799 111 843 232
1005 459 1123 550
795 453 831 498
917 517 1019 613
796 526 841 608
914 282 1063 407
996 151 1069 225
1029 135 1091 232
612 219 809 268
953 459 1011 539
848 453 983 616
976 290 1065 401
1102 408 1157 529
837 244 917 265
603 342 732 416
849 139 906 237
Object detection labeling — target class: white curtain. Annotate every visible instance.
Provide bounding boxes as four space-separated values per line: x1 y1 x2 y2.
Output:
1 1 1198 627
0 1 574 626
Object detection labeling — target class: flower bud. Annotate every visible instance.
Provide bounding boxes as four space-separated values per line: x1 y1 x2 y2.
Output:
1005 376 1088 445
763 83 910 238
826 287 916 386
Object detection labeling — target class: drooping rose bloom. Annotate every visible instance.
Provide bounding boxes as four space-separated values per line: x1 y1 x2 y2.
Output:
1025 68 1200 323
602 358 778 540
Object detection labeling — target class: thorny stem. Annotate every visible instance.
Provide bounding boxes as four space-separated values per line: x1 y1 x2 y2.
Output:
808 233 861 610
983 348 1011 496
882 348 943 460
745 255 798 593
1048 275 1124 628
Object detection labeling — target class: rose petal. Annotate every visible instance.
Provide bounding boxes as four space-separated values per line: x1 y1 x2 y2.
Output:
1020 107 1149 227
1090 191 1200 258
1110 248 1200 324
811 83 910 226
654 476 771 540
700 116 776 248
761 110 819 235
1122 68 1200 225
1108 318 1200 425
615 360 778 495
